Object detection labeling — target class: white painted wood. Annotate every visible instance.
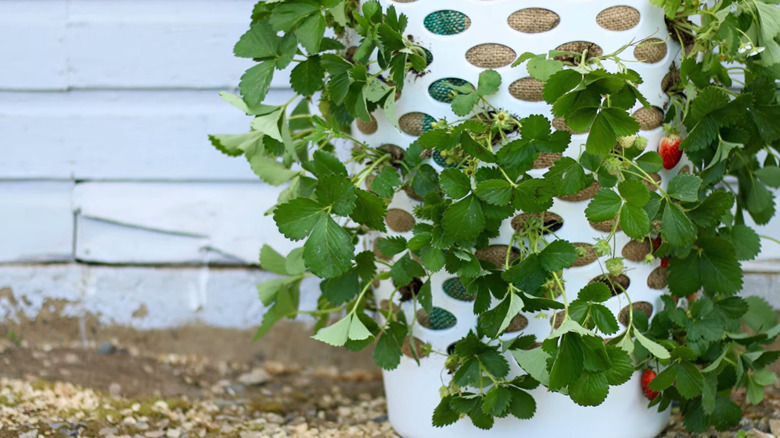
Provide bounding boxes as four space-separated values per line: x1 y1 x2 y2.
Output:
0 0 292 91
0 89 294 180
0 181 74 263
0 1 69 90
74 182 297 264
0 263 318 329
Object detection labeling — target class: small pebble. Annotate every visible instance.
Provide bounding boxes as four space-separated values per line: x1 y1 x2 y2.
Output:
98 342 117 355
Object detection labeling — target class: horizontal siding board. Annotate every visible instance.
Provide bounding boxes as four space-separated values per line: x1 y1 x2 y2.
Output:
74 182 296 264
0 89 294 180
0 0 292 90
0 181 74 262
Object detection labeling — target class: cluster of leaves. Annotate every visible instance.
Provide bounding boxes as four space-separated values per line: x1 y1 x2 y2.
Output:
212 0 780 434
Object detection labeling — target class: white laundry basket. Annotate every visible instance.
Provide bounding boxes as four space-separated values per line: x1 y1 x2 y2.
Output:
353 1 685 436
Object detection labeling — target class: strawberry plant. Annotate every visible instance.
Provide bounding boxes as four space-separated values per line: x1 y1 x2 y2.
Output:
211 0 780 434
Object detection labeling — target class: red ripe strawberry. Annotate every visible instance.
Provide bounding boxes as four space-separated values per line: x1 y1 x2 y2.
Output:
660 258 669 268
659 133 683 170
687 292 700 302
641 369 659 400
651 236 662 252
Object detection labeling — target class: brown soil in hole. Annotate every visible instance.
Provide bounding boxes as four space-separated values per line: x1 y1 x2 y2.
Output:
622 239 652 262
558 181 600 202
647 267 669 290
385 209 416 233
511 212 564 233
589 274 631 296
590 219 621 233
475 245 520 269
401 336 429 359
572 243 599 267
399 278 424 302
506 314 529 333
618 301 654 326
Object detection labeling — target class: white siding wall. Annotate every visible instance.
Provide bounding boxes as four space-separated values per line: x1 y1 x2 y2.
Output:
0 0 778 327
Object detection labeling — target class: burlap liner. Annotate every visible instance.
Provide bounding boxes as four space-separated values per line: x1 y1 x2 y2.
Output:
554 41 604 63
552 117 574 133
385 208 416 232
533 152 562 169
443 277 475 302
379 299 397 314
618 301 654 326
632 107 664 130
596 6 640 31
662 64 682 93
507 8 560 34
417 307 457 330
570 243 597 267
647 266 669 289
356 115 378 135
680 165 691 174
558 180 600 202
399 112 434 137
429 77 470 103
373 239 391 261
589 274 631 296
380 144 405 161
643 173 662 192
634 38 667 64
424 10 471 36
466 43 516 69
622 238 652 262
590 218 621 233
475 245 520 268
509 77 545 102
401 336 429 359
506 314 530 333
403 185 425 201
511 212 564 233
550 310 567 329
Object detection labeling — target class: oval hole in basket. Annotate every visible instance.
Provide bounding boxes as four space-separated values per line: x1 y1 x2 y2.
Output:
508 8 560 33
443 277 475 302
596 6 640 31
466 43 516 69
511 212 564 234
424 10 471 35
417 307 458 330
399 112 436 136
588 274 631 296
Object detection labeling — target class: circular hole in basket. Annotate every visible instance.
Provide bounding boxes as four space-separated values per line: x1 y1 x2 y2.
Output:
400 278 424 302
550 310 567 329
511 212 564 234
475 245 520 269
443 277 474 302
590 219 621 233
402 336 429 358
356 115 378 135
509 77 545 102
589 274 631 296
403 184 425 201
424 10 471 35
432 150 461 168
429 78 471 103
558 181 600 202
379 144 405 161
662 64 682 93
618 301 654 326
572 243 599 267
622 239 652 262
508 8 560 33
552 117 573 133
554 41 604 63
634 38 667 64
505 314 529 333
596 6 641 31
647 266 669 290
385 208 416 233
466 44 516 69
632 107 665 131
533 153 562 169
644 173 662 192
417 307 458 330
399 112 435 136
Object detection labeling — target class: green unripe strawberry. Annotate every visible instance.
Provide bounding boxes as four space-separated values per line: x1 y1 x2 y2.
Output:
606 257 624 276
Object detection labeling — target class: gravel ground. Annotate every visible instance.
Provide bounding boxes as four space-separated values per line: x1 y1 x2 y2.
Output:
2 341 780 438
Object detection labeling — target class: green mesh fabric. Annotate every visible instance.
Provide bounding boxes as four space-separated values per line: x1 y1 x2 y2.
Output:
427 307 457 330
428 78 469 103
443 277 474 302
421 114 435 132
424 10 470 35
423 48 434 66
432 150 457 168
